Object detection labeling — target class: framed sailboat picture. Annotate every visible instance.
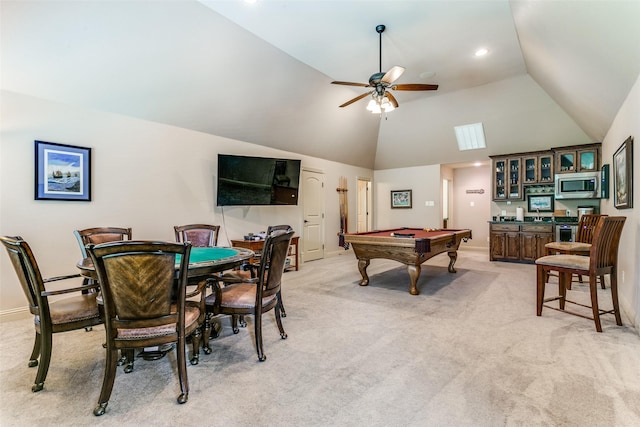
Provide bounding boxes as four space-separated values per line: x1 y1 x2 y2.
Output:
35 140 91 201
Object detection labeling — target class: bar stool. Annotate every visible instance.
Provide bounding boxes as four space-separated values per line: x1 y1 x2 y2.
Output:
544 214 605 289
535 216 626 332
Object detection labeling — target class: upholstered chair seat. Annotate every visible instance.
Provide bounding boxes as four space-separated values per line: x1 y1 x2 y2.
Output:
205 284 278 315
536 254 590 271
39 294 101 327
543 242 591 253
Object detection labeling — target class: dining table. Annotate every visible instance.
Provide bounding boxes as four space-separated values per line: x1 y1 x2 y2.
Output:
76 246 255 281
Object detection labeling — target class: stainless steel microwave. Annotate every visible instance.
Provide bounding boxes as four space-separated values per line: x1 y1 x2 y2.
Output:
555 171 600 199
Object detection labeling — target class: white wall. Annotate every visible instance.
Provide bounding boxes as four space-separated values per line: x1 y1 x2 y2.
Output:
0 91 373 318
373 164 486 249
452 165 491 249
373 165 442 230
600 75 640 332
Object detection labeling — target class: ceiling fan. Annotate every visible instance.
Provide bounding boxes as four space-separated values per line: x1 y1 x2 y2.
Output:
331 24 438 113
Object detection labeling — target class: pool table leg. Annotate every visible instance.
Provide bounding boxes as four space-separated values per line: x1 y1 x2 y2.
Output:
357 258 370 286
447 250 458 273
407 265 421 295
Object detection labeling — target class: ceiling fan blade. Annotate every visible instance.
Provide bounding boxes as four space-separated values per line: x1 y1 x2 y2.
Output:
385 91 399 108
339 91 373 108
331 81 370 87
381 66 405 84
392 83 439 91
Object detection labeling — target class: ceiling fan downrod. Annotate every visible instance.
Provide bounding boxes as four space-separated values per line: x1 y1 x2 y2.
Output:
376 24 385 73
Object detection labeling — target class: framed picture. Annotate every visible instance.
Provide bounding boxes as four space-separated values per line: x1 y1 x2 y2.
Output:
391 189 412 209
527 194 554 212
35 140 91 201
613 136 633 209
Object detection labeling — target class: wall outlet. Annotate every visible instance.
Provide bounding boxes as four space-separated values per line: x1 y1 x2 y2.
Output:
425 201 435 207
470 201 475 207
622 270 625 283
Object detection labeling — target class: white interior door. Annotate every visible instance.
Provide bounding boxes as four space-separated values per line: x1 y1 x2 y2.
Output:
302 169 324 262
443 178 451 228
357 178 371 232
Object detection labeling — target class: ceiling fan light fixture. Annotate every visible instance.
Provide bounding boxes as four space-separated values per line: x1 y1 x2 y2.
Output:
366 94 395 114
380 96 394 112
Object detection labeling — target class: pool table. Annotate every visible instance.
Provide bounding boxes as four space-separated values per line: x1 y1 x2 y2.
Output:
343 227 472 295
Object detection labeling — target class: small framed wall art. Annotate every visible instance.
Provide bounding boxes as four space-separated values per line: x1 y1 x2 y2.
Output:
613 135 633 209
527 194 554 212
35 140 91 201
391 189 412 209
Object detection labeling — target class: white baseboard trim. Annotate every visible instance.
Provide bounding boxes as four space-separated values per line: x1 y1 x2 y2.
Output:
0 306 30 323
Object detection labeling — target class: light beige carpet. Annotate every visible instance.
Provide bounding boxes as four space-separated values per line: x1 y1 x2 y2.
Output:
1 248 639 426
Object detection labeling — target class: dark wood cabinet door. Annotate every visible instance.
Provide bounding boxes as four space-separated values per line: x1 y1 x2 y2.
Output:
490 232 506 261
505 232 521 260
520 233 538 262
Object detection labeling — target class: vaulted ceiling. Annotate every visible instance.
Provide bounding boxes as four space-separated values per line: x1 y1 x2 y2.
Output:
2 1 639 170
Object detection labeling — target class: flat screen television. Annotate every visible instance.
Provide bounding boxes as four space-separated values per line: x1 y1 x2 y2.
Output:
216 154 301 206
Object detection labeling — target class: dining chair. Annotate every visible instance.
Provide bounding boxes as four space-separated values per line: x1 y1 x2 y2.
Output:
535 216 626 332
204 228 294 361
0 236 102 392
174 224 220 247
544 214 605 288
86 240 205 415
219 225 293 318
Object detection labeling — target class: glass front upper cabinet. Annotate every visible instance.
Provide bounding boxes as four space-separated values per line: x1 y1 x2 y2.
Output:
492 156 522 200
494 159 506 200
554 144 600 174
538 153 553 183
556 151 575 173
578 149 597 171
508 158 521 199
524 157 537 184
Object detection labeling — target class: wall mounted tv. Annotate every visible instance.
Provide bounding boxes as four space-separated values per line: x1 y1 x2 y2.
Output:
216 154 301 206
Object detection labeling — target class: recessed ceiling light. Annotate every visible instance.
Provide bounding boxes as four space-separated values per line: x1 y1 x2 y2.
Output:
419 71 436 79
474 162 482 167
245 0 257 4
475 48 489 57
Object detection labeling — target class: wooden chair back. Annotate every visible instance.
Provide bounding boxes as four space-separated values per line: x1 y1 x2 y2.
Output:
588 216 626 273
174 224 220 247
74 227 132 258
258 229 294 301
266 224 293 234
576 214 605 244
1 236 42 315
88 241 190 345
